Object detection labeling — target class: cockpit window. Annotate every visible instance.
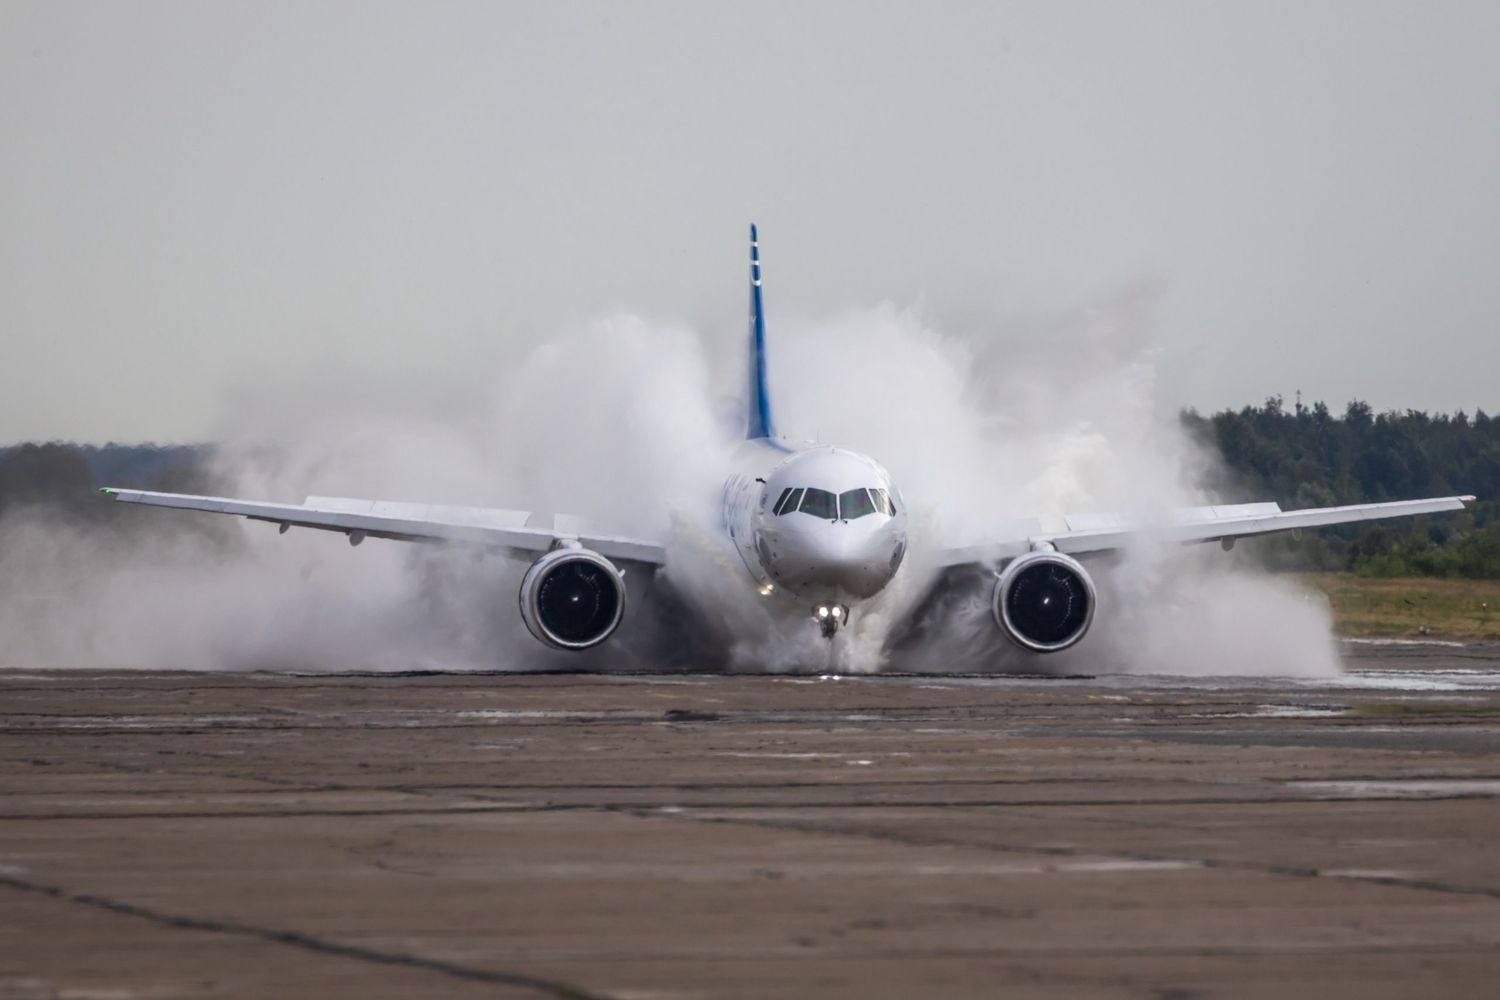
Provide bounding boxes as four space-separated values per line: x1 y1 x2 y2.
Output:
839 488 877 520
778 486 895 520
798 488 838 520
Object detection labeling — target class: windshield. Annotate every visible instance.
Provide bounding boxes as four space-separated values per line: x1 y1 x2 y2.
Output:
839 488 877 519
798 488 838 520
776 486 896 519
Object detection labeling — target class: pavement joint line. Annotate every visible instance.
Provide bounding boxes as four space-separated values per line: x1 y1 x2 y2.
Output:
8 791 1500 822
0 700 1069 713
0 703 1290 723
15 719 1500 741
0 776 1214 796
9 772 1500 799
656 810 1500 903
0 804 594 821
0 873 613 1000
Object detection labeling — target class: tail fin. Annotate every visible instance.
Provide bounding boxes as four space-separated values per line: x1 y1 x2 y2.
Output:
746 223 775 440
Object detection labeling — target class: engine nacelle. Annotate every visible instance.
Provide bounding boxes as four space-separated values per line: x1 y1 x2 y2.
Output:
519 546 626 650
992 550 1096 653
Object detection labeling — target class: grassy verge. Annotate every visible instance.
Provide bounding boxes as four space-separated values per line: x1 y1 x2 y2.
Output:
1296 573 1500 640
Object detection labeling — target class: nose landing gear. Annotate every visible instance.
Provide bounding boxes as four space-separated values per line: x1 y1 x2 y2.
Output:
813 603 850 639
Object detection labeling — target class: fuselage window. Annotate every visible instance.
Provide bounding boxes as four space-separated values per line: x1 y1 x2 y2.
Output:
799 487 838 520
772 487 794 515
777 487 805 516
870 488 895 516
839 488 877 520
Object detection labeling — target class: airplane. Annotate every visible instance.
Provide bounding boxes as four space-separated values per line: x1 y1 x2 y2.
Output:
101 226 1475 659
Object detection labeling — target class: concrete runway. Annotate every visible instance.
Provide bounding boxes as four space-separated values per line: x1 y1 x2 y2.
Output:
4 643 1500 998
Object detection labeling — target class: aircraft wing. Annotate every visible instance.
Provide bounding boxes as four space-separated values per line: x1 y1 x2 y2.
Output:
938 495 1476 568
99 488 667 565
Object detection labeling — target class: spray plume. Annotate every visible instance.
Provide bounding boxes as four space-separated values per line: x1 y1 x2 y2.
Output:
0 298 1339 677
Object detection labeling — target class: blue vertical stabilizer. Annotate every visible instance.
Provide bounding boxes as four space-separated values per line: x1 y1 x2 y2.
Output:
746 224 775 440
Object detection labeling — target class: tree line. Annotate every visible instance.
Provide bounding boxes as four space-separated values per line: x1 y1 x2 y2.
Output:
0 443 212 525
1181 399 1500 577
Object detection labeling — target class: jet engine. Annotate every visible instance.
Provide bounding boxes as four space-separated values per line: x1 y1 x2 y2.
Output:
992 550 1096 653
519 547 626 650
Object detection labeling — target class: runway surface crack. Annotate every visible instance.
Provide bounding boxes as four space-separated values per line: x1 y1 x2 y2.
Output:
650 810 1500 903
0 873 614 1000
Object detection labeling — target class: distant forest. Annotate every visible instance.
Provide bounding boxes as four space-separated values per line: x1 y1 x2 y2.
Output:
3 399 1498 577
1181 398 1499 578
0 442 212 524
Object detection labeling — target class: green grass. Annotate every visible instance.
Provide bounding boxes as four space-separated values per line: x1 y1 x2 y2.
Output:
1297 574 1500 640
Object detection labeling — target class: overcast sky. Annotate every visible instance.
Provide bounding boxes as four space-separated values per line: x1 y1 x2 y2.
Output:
2 1 1496 443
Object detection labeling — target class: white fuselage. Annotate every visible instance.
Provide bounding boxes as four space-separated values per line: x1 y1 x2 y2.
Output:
721 443 909 613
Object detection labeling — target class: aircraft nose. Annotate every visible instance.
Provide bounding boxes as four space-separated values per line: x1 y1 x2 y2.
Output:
799 524 905 599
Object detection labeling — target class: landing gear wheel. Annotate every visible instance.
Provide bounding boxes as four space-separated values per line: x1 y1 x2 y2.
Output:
812 603 850 640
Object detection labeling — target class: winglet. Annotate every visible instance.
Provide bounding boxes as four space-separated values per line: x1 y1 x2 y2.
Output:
746 224 775 440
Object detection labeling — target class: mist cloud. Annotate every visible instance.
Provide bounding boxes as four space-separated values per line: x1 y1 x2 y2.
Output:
0 296 1339 677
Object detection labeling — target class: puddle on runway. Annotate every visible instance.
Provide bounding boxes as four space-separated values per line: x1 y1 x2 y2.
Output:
1288 779 1500 799
1315 671 1500 693
1344 638 1467 648
1184 705 1348 720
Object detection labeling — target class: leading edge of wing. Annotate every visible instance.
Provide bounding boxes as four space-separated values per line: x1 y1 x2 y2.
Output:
99 488 667 565
939 494 1476 567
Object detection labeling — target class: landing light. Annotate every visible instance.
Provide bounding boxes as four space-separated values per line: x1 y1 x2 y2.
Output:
816 606 830 619
759 583 774 596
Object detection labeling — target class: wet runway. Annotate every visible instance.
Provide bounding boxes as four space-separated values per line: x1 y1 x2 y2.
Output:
4 643 1500 998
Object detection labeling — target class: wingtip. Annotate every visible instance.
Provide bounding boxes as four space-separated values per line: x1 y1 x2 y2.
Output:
98 487 115 496
1461 494 1477 503
750 222 758 241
